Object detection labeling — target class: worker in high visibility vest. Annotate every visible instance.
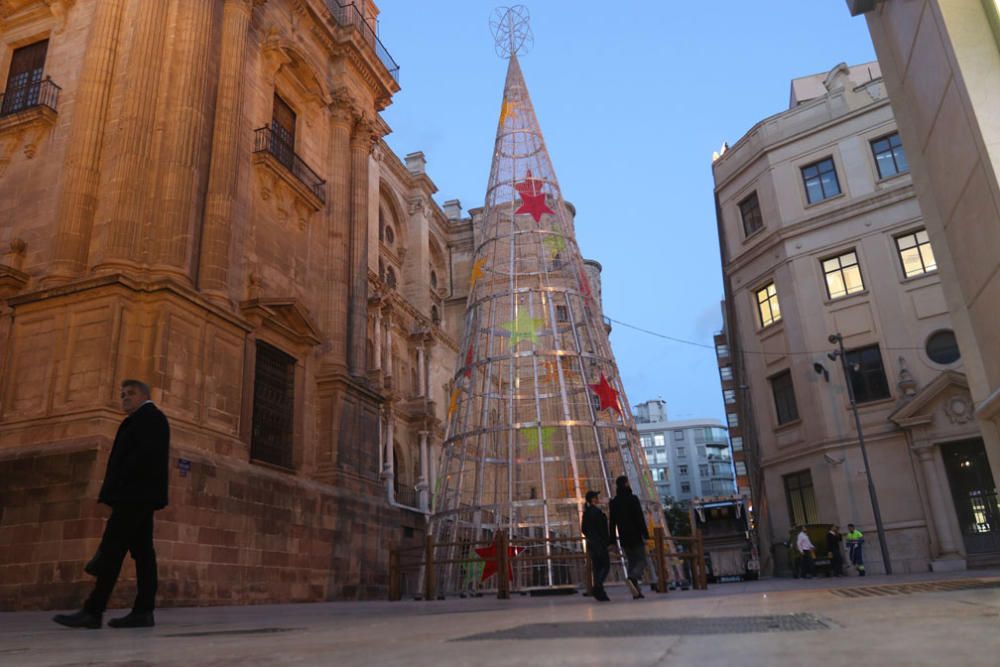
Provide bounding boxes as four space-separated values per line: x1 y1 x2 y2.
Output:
846 523 865 576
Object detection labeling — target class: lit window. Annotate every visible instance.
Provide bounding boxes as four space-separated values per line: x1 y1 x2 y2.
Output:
784 470 817 526
756 282 781 327
739 191 764 236
720 365 733 381
801 157 841 204
895 229 937 278
871 132 908 179
653 434 665 448
822 250 865 299
640 436 652 448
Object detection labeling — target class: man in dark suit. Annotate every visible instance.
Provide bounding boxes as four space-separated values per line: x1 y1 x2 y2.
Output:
54 379 170 629
609 475 649 600
581 490 611 602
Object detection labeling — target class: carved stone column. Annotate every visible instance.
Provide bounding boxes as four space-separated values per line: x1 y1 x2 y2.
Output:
326 92 355 370
382 407 395 502
372 308 382 372
417 430 430 511
416 345 426 398
96 0 171 271
348 116 377 378
46 0 126 283
915 444 962 558
198 0 253 304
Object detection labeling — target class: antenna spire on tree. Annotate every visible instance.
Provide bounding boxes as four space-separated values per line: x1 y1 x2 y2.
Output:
490 5 533 58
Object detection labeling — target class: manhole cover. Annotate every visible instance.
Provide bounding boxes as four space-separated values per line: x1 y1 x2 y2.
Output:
455 614 829 640
163 627 299 638
830 579 1000 598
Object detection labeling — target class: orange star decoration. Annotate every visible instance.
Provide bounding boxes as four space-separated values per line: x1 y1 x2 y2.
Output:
469 256 487 289
539 359 560 384
474 539 524 582
499 99 517 126
589 373 623 417
514 170 555 224
448 386 461 418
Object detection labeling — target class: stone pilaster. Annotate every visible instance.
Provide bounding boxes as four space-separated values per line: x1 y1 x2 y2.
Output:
325 91 355 369
198 0 253 304
46 0 126 283
149 0 219 283
417 429 429 511
97 0 171 270
348 116 377 378
914 444 962 559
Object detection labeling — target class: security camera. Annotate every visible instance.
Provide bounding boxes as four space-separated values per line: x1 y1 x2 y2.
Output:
813 362 829 382
823 453 845 465
828 334 841 344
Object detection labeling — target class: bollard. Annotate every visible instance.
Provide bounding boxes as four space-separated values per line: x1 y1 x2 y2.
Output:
389 547 401 601
424 534 436 601
653 526 668 594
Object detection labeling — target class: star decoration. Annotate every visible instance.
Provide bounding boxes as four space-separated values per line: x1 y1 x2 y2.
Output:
448 386 461 418
474 540 523 582
499 99 518 126
578 270 592 299
589 372 622 417
538 359 560 384
543 233 566 259
514 170 555 224
501 311 544 348
469 257 487 289
462 558 485 587
464 344 475 377
524 425 556 454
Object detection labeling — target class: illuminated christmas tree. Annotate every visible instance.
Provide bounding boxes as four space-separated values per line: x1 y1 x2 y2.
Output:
431 6 664 594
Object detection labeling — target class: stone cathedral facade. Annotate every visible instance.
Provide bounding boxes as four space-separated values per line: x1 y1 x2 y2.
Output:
0 0 484 609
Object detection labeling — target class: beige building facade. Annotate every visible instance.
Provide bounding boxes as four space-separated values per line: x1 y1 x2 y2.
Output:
847 0 1000 566
0 0 476 609
713 62 991 575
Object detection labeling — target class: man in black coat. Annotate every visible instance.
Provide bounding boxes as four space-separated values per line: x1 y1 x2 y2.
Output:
54 379 170 630
608 475 649 599
581 490 611 602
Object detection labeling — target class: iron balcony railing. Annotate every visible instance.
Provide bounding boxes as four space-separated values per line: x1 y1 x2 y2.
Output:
326 1 400 83
0 77 60 117
253 126 326 203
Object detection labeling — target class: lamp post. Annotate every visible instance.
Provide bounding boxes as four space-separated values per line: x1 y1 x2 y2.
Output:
828 333 893 575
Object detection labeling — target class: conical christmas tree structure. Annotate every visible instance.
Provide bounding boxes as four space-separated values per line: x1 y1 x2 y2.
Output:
431 19 664 594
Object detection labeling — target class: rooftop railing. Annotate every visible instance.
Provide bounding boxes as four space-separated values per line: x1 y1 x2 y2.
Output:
327 1 400 84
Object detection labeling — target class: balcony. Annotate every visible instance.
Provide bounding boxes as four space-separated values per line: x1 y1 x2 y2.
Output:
326 1 400 84
0 78 60 135
253 126 326 208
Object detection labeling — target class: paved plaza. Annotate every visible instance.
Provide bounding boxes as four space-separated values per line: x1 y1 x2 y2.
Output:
3 570 1000 666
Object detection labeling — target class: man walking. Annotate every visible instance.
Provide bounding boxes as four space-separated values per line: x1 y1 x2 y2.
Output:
581 490 611 602
54 380 170 629
608 475 649 599
796 526 816 578
825 525 844 577
846 523 866 576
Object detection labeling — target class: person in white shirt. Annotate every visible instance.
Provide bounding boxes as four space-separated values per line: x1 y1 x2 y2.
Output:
796 526 816 579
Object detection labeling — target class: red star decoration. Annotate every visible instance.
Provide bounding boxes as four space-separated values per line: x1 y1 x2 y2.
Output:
578 270 592 299
464 344 474 378
589 372 622 417
474 540 523 582
514 170 555 224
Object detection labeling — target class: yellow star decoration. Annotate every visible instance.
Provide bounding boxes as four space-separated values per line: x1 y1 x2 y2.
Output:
448 386 461 417
502 311 544 347
469 257 487 289
543 233 566 259
524 426 557 454
499 99 518 126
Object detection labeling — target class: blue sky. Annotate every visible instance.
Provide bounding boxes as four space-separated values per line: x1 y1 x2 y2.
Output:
377 1 876 422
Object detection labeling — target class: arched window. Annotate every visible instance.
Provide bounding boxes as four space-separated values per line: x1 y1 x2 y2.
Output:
384 225 395 245
431 305 441 325
430 270 438 290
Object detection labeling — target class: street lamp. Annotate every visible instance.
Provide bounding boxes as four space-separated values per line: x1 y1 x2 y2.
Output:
827 333 892 575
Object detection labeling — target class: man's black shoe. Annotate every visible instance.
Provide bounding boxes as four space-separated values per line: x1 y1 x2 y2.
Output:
53 610 102 629
108 611 155 628
593 587 610 602
83 552 101 577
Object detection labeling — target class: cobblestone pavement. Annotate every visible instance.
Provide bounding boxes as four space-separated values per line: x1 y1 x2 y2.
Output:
2 570 1000 666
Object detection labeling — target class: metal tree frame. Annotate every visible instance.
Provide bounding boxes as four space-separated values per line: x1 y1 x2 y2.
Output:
429 9 665 596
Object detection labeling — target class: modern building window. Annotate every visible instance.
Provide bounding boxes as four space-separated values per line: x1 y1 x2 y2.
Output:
727 412 739 428
640 435 652 448
845 344 891 404
731 436 743 451
270 93 297 170
655 449 667 464
770 370 800 425
676 446 687 458
926 330 961 365
678 465 688 476
2 40 48 116
734 461 748 476
871 132 908 179
653 434 665 448
673 430 684 441
716 344 730 359
755 281 781 328
895 229 937 278
681 482 691 494
739 191 764 236
720 365 733 381
699 463 709 478
801 157 841 204
784 470 817 527
697 445 706 459
251 342 296 469
822 250 865 299
723 389 736 404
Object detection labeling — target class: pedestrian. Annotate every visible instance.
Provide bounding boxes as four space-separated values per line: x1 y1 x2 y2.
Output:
796 526 816 579
846 523 866 576
825 525 844 577
581 490 610 602
53 380 170 630
608 475 649 599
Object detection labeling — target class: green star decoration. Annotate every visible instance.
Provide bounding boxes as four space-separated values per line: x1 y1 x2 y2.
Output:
543 233 566 259
463 557 485 587
501 311 544 347
525 425 557 453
